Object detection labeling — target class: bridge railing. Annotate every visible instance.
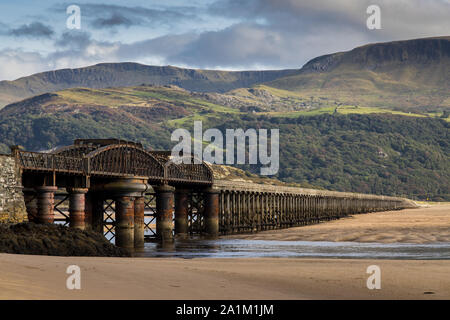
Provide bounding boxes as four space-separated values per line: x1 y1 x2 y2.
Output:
15 149 214 184
165 158 214 184
16 151 85 174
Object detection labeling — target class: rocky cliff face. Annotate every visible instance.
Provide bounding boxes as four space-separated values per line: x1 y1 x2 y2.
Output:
301 36 450 74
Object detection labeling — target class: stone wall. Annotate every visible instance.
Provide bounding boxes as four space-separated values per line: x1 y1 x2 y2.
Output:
0 154 26 223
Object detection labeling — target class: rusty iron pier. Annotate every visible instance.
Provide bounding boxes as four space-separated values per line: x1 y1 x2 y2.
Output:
10 139 416 250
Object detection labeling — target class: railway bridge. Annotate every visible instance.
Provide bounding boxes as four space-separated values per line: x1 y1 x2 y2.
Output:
10 139 416 250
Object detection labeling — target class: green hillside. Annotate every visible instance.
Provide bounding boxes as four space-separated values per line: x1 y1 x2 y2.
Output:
219 113 449 201
0 85 448 201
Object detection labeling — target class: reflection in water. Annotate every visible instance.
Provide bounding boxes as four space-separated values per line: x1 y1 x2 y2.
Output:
133 238 450 260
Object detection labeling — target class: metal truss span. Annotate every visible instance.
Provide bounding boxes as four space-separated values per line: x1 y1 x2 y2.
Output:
13 139 213 185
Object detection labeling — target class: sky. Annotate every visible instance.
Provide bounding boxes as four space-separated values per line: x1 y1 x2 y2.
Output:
0 0 449 80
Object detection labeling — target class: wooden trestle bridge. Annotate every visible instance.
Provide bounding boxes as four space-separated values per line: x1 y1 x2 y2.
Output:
11 139 416 250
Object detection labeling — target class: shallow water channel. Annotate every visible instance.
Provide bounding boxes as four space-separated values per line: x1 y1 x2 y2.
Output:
133 238 450 260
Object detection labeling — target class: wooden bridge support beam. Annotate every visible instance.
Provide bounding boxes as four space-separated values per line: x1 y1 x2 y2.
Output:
203 187 219 237
134 197 145 250
23 188 37 223
174 189 189 237
256 193 260 231
68 188 88 230
35 186 58 224
155 185 175 242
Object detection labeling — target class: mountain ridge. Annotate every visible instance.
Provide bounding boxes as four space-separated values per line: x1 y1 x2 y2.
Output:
1 36 449 110
0 63 298 108
265 36 450 111
301 36 450 74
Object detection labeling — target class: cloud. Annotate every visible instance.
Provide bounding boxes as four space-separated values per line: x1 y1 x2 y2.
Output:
168 0 450 68
8 22 54 39
55 31 93 50
49 32 120 70
0 49 49 80
91 13 134 28
116 33 198 61
169 24 287 68
208 0 450 40
0 33 119 80
51 3 199 30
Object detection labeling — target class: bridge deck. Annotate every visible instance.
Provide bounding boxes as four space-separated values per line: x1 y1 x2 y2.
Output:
213 180 411 202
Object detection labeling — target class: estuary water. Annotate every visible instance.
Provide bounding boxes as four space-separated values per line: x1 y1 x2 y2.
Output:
134 238 450 260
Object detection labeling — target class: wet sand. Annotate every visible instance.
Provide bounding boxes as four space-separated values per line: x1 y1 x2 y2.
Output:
225 204 450 244
0 253 449 299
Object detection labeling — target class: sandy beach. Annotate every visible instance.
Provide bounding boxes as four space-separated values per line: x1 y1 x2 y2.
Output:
0 204 449 300
0 254 449 300
225 204 450 244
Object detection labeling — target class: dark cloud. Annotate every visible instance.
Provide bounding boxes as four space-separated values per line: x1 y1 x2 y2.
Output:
84 4 198 29
51 3 199 29
91 13 134 28
55 31 92 50
8 22 54 39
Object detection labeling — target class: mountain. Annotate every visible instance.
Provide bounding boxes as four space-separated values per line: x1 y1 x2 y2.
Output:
0 63 297 108
265 36 450 112
1 36 448 111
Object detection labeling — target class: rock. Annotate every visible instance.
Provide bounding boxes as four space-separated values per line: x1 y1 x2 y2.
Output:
0 223 130 257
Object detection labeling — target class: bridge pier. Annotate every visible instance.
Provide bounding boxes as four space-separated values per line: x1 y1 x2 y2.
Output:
35 186 58 224
203 187 219 237
134 196 145 250
90 179 148 250
115 196 135 250
155 184 175 242
174 188 189 237
85 192 104 232
68 188 88 230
